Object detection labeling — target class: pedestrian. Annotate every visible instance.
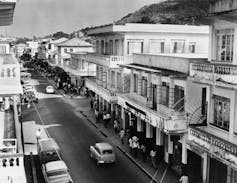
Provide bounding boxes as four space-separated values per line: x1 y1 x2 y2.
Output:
104 112 110 128
113 118 119 133
140 144 147 162
179 174 189 183
119 128 125 144
36 128 41 141
90 99 93 109
150 149 157 169
132 140 139 157
129 138 133 153
95 108 99 123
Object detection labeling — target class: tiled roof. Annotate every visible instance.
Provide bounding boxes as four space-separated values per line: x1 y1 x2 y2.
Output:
56 37 92 47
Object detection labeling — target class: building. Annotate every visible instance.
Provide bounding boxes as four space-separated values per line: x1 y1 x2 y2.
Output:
14 43 27 58
26 41 39 58
0 1 26 182
185 0 237 183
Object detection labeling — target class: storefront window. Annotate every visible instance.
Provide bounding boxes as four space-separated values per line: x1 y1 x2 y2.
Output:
213 95 230 131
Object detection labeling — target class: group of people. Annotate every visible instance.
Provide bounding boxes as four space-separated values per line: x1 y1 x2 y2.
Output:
94 108 111 128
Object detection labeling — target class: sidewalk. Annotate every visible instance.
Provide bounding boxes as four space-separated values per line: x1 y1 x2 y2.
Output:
71 97 180 183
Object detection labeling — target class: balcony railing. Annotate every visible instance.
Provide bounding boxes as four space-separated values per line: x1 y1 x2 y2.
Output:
191 62 237 75
188 127 237 165
84 53 133 68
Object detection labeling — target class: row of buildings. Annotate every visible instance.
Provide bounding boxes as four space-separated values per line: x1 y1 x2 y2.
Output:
35 0 237 183
0 0 26 183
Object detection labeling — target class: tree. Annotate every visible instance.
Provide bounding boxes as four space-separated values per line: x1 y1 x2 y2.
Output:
52 31 70 40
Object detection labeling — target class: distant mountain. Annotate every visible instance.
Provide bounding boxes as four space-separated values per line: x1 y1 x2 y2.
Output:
115 0 211 25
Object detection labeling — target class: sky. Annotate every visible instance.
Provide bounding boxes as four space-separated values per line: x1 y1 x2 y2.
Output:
0 0 161 38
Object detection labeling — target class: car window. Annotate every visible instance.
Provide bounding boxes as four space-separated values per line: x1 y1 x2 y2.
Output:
47 170 67 177
102 149 113 154
94 146 101 154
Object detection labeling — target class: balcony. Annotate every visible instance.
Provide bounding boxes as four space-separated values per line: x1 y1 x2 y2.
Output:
64 64 96 77
84 53 133 68
209 0 237 14
190 62 237 84
188 126 237 167
85 78 117 103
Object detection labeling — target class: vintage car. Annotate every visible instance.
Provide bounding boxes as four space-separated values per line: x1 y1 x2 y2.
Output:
89 142 116 166
46 85 55 94
42 160 73 183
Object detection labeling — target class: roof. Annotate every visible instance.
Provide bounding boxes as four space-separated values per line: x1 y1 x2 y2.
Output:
0 54 18 65
50 37 68 44
38 138 59 152
95 142 113 151
45 160 67 172
56 37 92 47
87 23 210 36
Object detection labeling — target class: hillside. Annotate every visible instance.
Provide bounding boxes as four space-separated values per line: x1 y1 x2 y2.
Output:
115 0 211 25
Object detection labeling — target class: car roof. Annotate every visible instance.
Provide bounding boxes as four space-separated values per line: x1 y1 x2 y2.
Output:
46 85 53 88
39 138 59 151
45 160 67 172
95 142 113 151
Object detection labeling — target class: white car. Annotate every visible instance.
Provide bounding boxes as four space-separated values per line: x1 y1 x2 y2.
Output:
42 160 73 183
46 86 55 94
90 142 116 166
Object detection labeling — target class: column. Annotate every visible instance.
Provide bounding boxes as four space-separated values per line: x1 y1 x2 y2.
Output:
182 133 188 174
146 123 153 138
156 73 162 110
130 69 134 93
156 128 164 145
120 68 124 93
169 76 175 109
202 152 209 183
121 107 126 129
129 112 132 126
147 72 152 100
137 118 142 132
138 71 142 96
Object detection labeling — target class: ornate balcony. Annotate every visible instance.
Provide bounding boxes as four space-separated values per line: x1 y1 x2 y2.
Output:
85 78 117 103
190 62 237 84
188 127 237 167
84 53 133 68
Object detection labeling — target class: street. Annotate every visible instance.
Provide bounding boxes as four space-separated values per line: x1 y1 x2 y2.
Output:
22 70 152 183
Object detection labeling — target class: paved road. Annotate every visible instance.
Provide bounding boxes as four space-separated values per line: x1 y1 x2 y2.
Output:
22 71 152 183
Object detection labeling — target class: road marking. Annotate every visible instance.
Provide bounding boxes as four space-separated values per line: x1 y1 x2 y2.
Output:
159 165 168 183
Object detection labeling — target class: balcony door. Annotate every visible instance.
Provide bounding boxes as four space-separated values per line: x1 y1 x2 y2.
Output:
152 84 157 110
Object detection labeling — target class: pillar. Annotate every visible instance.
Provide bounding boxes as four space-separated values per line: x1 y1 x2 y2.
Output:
130 69 134 93
146 122 153 138
129 112 132 126
156 128 164 145
121 107 125 129
169 76 175 109
182 133 188 174
137 118 142 132
138 71 142 95
202 152 209 183
147 72 152 100
156 73 162 110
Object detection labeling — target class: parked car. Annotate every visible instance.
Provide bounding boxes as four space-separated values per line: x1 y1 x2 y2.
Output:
89 142 116 166
46 85 55 94
37 138 61 164
42 160 73 183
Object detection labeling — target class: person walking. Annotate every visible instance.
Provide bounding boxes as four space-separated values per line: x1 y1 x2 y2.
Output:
179 174 189 183
113 118 119 133
119 128 125 144
129 137 133 153
95 108 99 123
140 144 147 162
150 149 157 169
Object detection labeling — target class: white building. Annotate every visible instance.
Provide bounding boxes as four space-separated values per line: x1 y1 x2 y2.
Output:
26 41 39 58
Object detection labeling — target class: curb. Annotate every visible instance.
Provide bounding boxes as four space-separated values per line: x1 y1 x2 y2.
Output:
116 145 158 183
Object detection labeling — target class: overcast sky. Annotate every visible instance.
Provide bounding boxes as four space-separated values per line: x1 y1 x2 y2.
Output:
0 0 161 38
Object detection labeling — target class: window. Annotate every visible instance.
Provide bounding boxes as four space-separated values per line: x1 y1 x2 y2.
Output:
172 40 185 53
114 40 119 55
174 85 184 112
48 44 51 50
69 48 73 52
149 39 165 53
213 95 230 131
161 82 169 107
0 46 6 54
127 40 143 55
189 42 196 53
109 40 113 55
215 29 234 62
111 71 115 88
64 48 67 53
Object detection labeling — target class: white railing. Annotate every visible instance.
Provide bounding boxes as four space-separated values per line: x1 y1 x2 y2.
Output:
84 54 133 68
